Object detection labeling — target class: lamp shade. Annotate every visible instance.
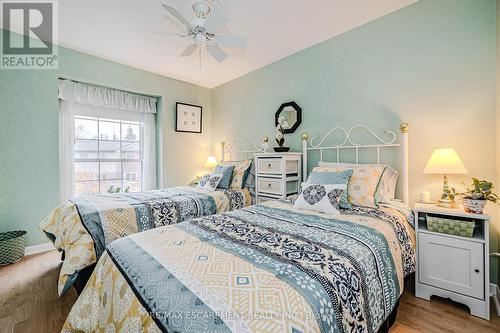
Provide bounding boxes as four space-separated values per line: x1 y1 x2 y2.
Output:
204 156 217 168
423 148 468 175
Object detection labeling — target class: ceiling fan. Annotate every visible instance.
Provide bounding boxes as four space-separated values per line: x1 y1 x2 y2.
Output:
158 1 246 66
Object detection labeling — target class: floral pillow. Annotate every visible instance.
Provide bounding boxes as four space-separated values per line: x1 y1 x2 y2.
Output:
197 174 223 191
318 161 398 203
312 165 386 208
294 184 345 216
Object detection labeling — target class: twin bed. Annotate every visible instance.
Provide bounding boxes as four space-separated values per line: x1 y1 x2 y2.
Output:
41 186 253 295
43 125 416 333
41 139 259 295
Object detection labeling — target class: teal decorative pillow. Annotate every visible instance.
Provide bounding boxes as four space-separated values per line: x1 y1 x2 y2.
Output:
213 165 234 189
307 169 353 209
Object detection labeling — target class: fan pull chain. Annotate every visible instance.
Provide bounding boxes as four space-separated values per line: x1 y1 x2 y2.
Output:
199 46 202 70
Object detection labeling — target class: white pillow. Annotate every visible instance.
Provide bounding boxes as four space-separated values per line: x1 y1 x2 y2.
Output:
294 184 346 216
317 161 399 203
197 173 223 191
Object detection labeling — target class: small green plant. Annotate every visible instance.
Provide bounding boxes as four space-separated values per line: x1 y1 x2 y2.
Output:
461 178 499 203
107 185 130 194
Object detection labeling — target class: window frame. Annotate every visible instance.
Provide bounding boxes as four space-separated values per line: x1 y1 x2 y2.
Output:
73 114 144 195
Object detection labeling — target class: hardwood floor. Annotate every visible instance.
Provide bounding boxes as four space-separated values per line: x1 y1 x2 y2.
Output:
395 281 500 333
0 250 77 333
0 250 498 333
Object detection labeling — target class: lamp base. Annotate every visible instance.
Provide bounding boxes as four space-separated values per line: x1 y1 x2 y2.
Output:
437 174 458 208
437 198 458 209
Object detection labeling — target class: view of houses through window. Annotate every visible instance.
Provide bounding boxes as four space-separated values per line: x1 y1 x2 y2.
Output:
74 116 143 196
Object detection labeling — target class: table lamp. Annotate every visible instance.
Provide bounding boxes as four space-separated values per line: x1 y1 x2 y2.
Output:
204 156 217 169
423 148 468 207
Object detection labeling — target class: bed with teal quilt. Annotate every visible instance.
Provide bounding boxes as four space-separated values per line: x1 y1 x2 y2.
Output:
62 199 415 333
40 186 252 296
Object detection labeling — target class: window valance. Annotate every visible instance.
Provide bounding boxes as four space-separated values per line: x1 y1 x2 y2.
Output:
58 79 157 114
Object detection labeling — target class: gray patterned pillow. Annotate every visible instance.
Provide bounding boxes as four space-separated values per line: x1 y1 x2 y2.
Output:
294 184 345 216
199 174 223 191
196 174 210 188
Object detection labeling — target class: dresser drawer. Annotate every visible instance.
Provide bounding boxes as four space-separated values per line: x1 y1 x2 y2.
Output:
257 177 283 195
257 158 282 174
256 195 280 204
418 232 484 299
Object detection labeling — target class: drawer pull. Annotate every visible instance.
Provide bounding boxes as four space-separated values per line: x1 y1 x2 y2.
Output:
267 184 272 189
267 163 272 169
474 269 480 273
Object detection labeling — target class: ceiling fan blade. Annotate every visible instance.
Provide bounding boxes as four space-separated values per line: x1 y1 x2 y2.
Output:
181 44 198 57
162 14 187 33
151 30 183 37
203 4 229 33
161 4 190 28
206 44 228 62
214 35 246 48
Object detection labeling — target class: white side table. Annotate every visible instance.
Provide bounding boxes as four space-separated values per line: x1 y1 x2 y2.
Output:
414 203 490 320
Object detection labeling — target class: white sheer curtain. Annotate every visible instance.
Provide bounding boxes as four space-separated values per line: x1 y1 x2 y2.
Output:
58 79 158 200
59 100 75 202
143 113 157 191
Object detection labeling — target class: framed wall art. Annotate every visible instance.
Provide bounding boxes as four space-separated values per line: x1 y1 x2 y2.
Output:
176 102 202 133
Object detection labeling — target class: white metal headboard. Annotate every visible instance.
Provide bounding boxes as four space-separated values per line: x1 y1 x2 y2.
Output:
301 123 409 204
221 137 263 162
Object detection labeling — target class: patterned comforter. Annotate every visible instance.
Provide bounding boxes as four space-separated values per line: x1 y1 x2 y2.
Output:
63 199 415 333
40 186 252 296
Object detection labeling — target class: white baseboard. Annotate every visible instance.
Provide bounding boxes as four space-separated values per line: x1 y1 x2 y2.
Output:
490 283 500 317
25 242 55 256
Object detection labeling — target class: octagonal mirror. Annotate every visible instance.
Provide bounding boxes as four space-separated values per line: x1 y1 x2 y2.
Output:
275 101 302 134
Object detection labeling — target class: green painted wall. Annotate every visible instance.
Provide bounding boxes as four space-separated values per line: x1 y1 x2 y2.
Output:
212 0 498 283
0 31 212 246
496 0 500 285
1 0 498 284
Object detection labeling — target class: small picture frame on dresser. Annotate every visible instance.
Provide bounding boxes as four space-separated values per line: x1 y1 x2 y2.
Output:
176 102 202 133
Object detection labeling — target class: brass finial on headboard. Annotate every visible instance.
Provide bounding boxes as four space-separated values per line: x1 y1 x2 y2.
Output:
399 123 409 133
262 136 269 143
301 133 309 140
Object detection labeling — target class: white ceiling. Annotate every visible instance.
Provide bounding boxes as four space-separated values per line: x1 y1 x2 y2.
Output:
55 0 416 88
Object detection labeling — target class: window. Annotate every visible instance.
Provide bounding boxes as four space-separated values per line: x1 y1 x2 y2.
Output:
58 79 157 201
74 116 143 196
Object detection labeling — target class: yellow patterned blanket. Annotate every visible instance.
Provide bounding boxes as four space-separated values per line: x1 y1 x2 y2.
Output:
63 200 415 333
40 186 252 296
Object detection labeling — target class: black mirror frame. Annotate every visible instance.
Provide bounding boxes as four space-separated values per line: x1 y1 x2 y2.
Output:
275 101 302 134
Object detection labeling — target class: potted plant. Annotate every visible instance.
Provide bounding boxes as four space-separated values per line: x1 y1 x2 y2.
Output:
107 185 130 194
460 178 498 214
274 115 290 152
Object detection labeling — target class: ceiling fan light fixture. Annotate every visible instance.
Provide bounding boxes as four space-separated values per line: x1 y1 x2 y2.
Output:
159 2 245 67
193 1 211 19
